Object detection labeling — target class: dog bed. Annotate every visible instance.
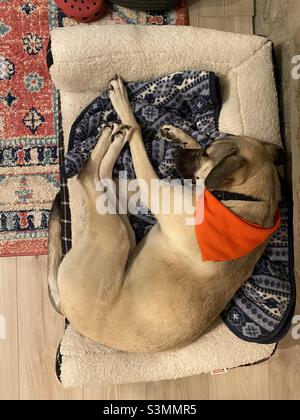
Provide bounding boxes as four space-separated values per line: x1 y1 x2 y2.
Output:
48 25 295 387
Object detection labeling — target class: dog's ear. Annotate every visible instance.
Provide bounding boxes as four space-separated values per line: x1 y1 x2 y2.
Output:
263 142 285 166
205 155 246 189
209 142 239 165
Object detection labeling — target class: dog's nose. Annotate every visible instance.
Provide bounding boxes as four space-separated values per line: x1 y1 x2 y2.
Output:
175 148 205 179
175 148 205 161
177 148 205 159
190 149 204 158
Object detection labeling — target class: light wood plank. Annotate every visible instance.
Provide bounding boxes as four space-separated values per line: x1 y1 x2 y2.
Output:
208 363 270 400
189 1 254 34
84 386 121 400
17 256 83 400
146 376 209 400
269 345 300 400
194 0 254 16
188 0 200 26
0 257 19 400
197 16 253 34
84 383 147 400
289 0 300 301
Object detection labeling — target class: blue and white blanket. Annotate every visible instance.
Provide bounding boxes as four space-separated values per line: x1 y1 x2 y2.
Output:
63 70 295 344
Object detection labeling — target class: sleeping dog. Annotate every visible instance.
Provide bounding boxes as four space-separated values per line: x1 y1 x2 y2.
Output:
51 75 282 353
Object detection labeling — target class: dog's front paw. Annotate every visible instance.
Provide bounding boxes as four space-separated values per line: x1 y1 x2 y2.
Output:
160 125 201 150
160 125 181 143
108 75 136 126
108 74 128 99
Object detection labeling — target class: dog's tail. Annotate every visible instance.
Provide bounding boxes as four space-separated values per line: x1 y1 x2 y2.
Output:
48 193 63 315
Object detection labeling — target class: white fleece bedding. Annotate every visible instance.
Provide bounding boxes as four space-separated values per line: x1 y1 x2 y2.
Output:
50 25 280 387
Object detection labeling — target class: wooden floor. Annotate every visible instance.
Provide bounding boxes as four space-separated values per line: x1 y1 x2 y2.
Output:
1 0 299 400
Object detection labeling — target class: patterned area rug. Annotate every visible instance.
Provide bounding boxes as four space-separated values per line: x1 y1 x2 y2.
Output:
0 0 188 257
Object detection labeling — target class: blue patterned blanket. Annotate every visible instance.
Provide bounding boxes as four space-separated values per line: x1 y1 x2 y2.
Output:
63 70 295 344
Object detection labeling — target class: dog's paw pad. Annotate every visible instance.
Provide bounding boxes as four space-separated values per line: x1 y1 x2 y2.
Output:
160 127 173 140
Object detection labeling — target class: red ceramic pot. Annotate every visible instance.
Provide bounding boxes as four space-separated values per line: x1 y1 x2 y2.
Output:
54 0 107 23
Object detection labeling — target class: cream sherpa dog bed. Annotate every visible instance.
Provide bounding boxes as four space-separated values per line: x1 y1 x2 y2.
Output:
49 25 281 387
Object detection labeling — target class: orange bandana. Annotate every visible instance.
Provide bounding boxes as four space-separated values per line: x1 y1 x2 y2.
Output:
195 190 282 262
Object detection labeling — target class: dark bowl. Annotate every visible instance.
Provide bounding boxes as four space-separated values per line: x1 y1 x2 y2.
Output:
111 1 181 12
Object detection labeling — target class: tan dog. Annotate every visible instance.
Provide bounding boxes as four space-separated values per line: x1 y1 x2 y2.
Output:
52 76 282 353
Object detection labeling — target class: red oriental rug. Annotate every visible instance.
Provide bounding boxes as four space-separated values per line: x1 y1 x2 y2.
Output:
0 0 188 257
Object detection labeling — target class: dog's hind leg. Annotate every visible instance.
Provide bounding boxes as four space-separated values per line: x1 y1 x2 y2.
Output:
77 125 114 205
99 126 132 180
99 125 136 254
57 126 134 336
47 193 63 314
